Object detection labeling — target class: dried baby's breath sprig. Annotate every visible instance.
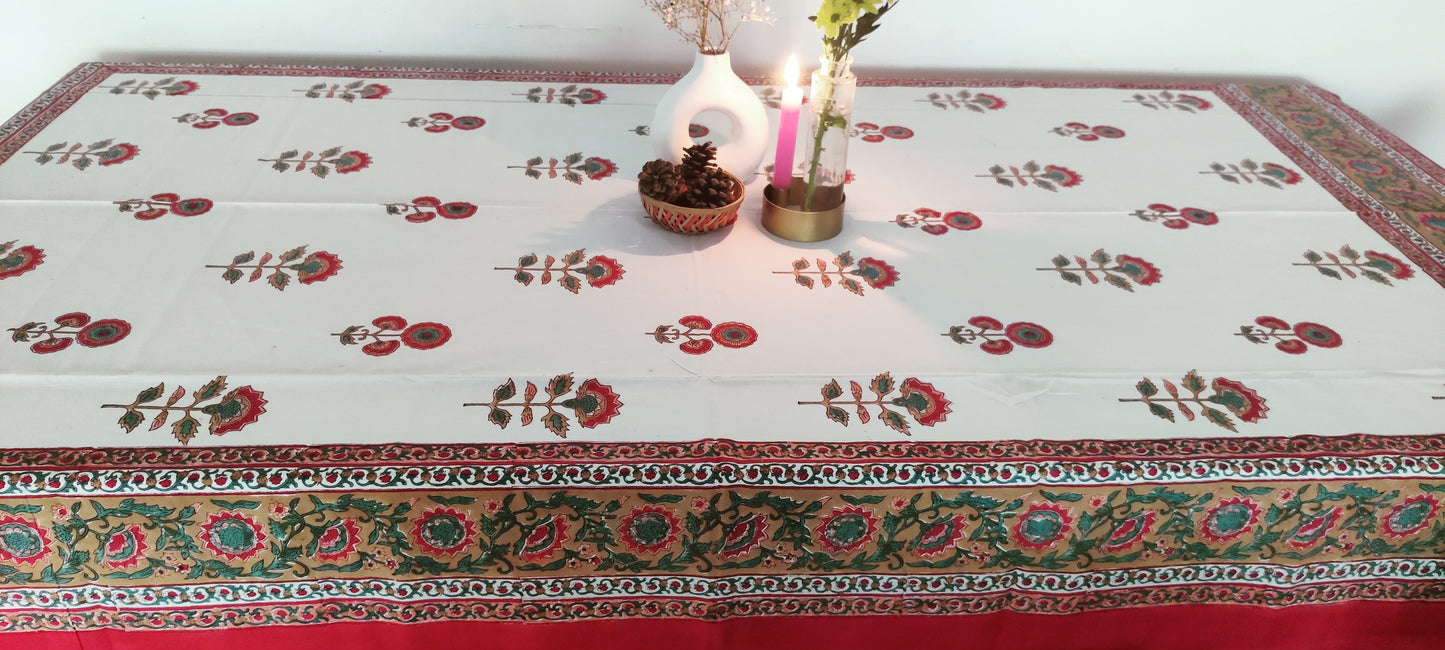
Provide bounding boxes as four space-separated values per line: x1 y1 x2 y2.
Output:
644 0 775 54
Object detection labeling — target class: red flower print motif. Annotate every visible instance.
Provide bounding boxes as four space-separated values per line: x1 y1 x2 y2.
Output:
333 151 371 174
469 373 622 437
260 147 371 178
295 251 343 285
968 316 1003 330
897 378 952 427
1099 510 1156 553
499 250 625 293
688 123 709 138
335 316 450 355
207 385 268 435
572 378 623 429
358 84 389 99
1238 316 1341 354
516 85 606 105
1199 497 1262 543
1210 377 1269 425
1292 322 1342 348
1345 159 1390 177
893 208 982 235
1052 123 1126 141
1013 503 1073 551
619 505 682 554
855 257 899 289
384 197 479 222
510 153 617 183
1043 250 1161 291
177 109 259 128
710 322 758 349
410 507 477 557
1131 203 1219 229
0 516 51 565
401 322 451 350
719 513 769 560
1380 494 1439 539
1113 255 1162 286
0 241 45 280
100 524 149 569
518 516 567 561
1414 213 1445 234
921 90 1006 111
1004 322 1053 348
75 319 131 348
575 88 606 104
167 80 199 96
803 372 950 434
1201 159 1300 188
314 519 364 562
105 77 199 99
912 514 967 558
1284 506 1341 549
407 112 487 132
116 193 215 220
10 313 131 353
980 161 1082 191
1177 94 1212 110
98 143 139 166
814 506 880 554
26 139 140 170
1363 251 1414 280
1123 370 1267 432
853 122 914 142
200 512 266 561
650 317 757 354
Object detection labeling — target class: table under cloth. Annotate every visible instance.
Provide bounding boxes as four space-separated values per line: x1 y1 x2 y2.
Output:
0 62 1443 648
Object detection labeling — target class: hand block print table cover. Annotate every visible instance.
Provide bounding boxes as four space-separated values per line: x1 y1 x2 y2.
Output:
0 63 1443 647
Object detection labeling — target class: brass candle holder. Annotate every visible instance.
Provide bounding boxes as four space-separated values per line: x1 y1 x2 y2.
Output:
761 177 844 242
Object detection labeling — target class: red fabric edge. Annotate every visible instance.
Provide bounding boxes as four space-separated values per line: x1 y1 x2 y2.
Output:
20 602 1445 650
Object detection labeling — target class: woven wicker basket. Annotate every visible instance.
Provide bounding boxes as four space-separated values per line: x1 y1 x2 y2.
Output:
639 172 744 235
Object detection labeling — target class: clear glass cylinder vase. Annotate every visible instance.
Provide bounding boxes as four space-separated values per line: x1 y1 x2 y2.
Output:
799 55 856 211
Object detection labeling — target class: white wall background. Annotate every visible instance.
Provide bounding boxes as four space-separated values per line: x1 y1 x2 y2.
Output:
3 0 1445 163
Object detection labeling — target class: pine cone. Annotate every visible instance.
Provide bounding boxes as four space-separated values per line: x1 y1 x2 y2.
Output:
680 141 718 179
684 168 736 209
638 159 685 203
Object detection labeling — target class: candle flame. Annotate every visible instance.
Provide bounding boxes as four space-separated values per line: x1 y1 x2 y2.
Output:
784 55 799 88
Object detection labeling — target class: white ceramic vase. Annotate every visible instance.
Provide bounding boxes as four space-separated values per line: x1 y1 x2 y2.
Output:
650 51 768 180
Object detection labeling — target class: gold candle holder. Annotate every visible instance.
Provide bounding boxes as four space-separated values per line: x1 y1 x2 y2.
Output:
761 177 844 242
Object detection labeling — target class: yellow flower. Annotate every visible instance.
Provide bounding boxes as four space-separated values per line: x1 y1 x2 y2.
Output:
814 0 885 37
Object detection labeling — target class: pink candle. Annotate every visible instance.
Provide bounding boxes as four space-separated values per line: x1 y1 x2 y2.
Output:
771 55 803 190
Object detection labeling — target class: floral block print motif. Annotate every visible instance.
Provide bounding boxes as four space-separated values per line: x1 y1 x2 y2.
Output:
259 147 371 178
514 85 606 105
1125 90 1212 112
405 113 486 132
1237 316 1342 354
509 153 617 184
851 123 913 142
775 251 898 296
174 109 258 129
205 246 342 291
383 197 478 222
296 80 390 101
1051 122 1126 141
9 312 131 354
918 89 1006 112
1040 249 1161 292
800 372 951 435
1295 245 1414 285
464 374 622 437
1130 203 1219 229
648 316 758 354
101 77 198 99
23 139 138 169
335 316 452 356
101 376 267 444
893 208 981 235
980 161 1082 191
1201 159 1301 188
629 124 709 137
495 250 624 293
944 317 1053 355
0 240 44 280
1120 370 1268 432
115 193 213 220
